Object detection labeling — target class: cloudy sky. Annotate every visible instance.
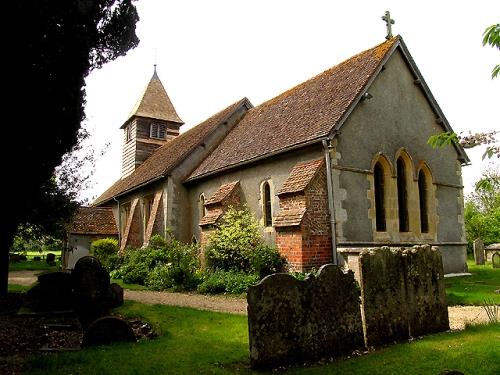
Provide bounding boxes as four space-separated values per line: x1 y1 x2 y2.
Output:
83 0 499 201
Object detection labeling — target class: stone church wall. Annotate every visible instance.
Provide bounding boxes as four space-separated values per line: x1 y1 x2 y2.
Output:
333 49 467 273
186 145 323 244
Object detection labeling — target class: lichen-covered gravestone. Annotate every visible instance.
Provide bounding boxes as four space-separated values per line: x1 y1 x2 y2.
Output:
247 264 363 369
359 245 449 347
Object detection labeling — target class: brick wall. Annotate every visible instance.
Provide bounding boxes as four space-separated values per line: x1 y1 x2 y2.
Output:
275 164 333 271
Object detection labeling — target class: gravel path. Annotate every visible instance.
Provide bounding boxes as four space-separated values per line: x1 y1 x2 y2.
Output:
9 271 494 329
124 290 248 315
8 270 39 286
125 290 493 330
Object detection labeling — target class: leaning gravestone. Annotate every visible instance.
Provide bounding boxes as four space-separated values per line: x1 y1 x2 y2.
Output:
81 316 136 347
72 256 112 327
473 239 485 265
492 252 500 269
25 271 73 311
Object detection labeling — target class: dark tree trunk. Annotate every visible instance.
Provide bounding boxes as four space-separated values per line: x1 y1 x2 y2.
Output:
0 220 17 297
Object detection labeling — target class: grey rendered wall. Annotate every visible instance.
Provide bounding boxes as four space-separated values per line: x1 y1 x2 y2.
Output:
168 105 250 242
334 49 467 272
186 146 323 244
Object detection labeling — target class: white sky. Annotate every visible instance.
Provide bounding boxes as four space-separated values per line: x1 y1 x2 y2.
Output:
83 0 499 201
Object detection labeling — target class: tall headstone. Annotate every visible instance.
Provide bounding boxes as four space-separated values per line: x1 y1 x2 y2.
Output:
473 239 485 265
492 252 500 269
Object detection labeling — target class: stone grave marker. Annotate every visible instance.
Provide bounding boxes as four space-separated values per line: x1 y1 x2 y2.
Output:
492 252 500 269
46 252 56 265
72 256 112 327
473 239 485 265
25 271 73 311
81 316 136 347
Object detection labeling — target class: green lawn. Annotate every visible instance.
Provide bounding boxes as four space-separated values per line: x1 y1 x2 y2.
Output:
445 260 500 305
7 283 31 293
25 302 500 375
9 260 60 272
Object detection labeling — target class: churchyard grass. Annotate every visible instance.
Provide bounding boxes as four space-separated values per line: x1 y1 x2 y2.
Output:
7 283 30 292
445 260 500 306
26 301 500 375
8 260 60 272
111 278 148 290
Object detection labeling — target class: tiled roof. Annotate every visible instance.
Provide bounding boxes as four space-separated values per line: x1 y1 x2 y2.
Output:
68 207 118 235
94 99 249 205
278 159 324 195
199 208 224 227
122 71 183 128
205 181 240 206
274 208 307 227
187 37 399 181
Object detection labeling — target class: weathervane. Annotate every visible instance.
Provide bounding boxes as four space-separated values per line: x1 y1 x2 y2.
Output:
382 11 395 40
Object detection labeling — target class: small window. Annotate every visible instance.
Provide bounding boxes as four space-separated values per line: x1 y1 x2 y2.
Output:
125 125 131 142
199 194 206 219
396 158 409 232
418 170 429 233
150 122 166 139
263 182 272 227
374 162 386 231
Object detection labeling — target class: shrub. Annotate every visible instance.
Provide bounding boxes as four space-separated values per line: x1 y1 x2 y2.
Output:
145 241 200 291
250 244 286 277
149 234 167 249
120 246 168 284
119 239 200 289
206 206 272 272
90 238 119 272
197 270 259 295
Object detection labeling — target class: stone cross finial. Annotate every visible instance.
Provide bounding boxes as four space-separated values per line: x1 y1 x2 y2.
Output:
382 11 395 40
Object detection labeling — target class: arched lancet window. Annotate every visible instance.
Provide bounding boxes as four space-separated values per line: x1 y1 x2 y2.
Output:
397 158 409 232
418 170 429 233
263 182 272 227
199 194 206 219
374 162 386 231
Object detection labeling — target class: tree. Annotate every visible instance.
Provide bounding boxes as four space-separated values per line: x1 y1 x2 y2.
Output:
483 23 500 78
1 1 139 296
464 167 500 250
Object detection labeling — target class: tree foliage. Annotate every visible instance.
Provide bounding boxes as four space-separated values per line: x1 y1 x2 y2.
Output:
1 0 139 295
205 206 285 275
482 23 500 78
465 168 500 249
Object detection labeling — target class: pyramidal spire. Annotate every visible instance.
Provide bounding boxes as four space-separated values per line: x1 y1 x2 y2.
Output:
121 65 184 128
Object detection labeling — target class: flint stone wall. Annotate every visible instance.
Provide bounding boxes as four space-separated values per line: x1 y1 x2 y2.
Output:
247 264 363 369
359 245 449 347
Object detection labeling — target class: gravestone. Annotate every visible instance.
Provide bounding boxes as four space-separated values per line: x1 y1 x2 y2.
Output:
72 256 112 327
46 253 56 265
81 316 136 347
25 271 73 311
473 239 485 265
492 252 500 269
247 264 363 369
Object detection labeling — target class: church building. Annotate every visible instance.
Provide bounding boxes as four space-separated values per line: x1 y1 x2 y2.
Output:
93 36 469 274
